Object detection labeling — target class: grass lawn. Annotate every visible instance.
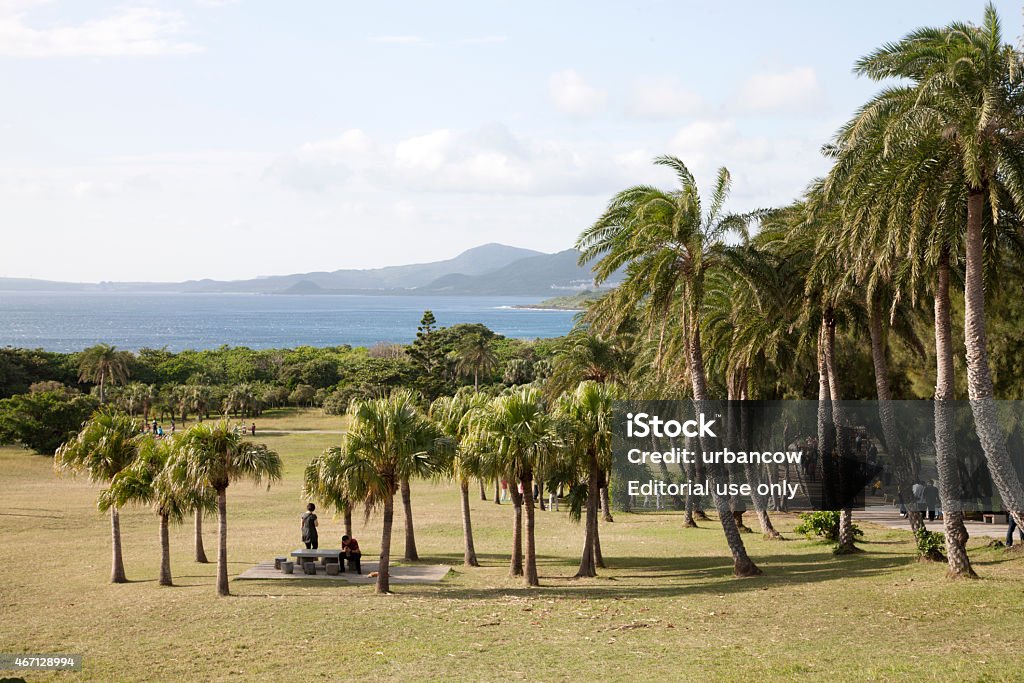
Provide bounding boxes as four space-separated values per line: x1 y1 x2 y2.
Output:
1 409 1022 682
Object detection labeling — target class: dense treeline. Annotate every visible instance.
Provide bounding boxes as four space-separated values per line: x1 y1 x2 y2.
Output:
0 316 562 453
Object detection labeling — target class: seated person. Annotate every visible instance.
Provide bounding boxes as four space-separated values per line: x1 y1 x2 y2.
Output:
341 534 361 574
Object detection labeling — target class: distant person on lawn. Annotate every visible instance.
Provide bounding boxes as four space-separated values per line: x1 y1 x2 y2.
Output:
250 422 256 436
1007 512 1024 547
301 503 318 549
341 534 361 574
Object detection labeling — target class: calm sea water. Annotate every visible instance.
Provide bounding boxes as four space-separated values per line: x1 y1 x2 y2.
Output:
0 292 577 352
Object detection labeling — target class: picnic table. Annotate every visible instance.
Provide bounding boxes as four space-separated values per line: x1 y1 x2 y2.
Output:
290 549 342 567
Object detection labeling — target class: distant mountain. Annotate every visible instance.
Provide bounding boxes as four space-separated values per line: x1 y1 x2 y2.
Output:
0 243 618 297
182 243 543 293
419 249 607 296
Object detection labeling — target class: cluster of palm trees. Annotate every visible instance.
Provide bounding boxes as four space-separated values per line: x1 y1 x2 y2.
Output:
55 411 281 595
303 381 620 594
572 4 1024 579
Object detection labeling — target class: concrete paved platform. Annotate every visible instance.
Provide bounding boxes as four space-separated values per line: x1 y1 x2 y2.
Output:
237 559 451 584
856 503 1015 540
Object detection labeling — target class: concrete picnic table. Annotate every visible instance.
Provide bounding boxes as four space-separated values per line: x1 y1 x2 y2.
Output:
290 549 342 567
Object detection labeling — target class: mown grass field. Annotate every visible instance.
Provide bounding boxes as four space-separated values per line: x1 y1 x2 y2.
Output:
1 408 1022 682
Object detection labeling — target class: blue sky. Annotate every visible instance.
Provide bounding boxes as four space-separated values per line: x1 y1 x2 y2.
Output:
1 0 1021 282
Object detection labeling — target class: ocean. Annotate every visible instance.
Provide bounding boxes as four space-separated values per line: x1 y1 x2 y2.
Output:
0 292 578 352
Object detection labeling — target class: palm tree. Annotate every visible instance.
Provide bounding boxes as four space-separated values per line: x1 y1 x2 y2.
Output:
54 409 140 583
454 333 498 391
555 381 618 578
322 390 437 593
577 155 762 577
174 421 281 596
846 3 1024 530
99 434 188 586
469 386 556 587
77 344 131 404
430 391 489 567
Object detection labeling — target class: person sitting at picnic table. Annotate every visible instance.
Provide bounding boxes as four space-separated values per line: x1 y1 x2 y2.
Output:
301 503 318 549
341 534 361 574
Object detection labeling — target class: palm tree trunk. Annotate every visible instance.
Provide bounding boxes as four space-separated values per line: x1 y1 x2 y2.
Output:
823 309 859 554
576 456 599 578
479 478 488 501
935 252 976 576
509 486 523 576
817 327 834 511
460 479 479 567
400 477 418 562
867 293 926 535
690 322 760 576
377 489 394 594
494 479 501 505
110 506 127 583
159 512 173 586
683 454 698 527
600 480 613 523
521 473 539 586
194 509 209 563
216 487 229 596
344 505 353 538
593 510 604 568
964 188 1024 529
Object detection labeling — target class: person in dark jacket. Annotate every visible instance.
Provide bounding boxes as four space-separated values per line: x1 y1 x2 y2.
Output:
301 503 318 549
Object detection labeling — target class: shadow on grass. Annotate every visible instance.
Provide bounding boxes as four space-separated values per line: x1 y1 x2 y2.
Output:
415 550 911 601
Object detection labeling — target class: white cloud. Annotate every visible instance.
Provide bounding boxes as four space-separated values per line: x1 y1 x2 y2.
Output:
736 67 822 113
298 129 374 157
548 69 607 117
270 124 649 197
395 130 453 171
666 119 828 209
628 77 704 119
0 1 203 57
194 0 239 6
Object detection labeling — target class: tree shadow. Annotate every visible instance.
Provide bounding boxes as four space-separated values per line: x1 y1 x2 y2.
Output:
422 550 911 601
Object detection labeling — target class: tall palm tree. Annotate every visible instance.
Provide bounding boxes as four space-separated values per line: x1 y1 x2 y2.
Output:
174 421 281 596
454 333 498 391
54 409 140 583
822 131 977 572
847 3 1024 529
469 387 556 586
577 155 762 577
99 434 188 586
555 381 618 578
77 344 131 404
321 390 437 594
430 391 489 567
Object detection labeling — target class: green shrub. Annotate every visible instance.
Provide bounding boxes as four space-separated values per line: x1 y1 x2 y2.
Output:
914 527 946 558
794 510 863 541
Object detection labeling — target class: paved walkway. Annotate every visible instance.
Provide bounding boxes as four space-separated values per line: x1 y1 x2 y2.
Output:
856 501 1012 540
257 429 344 435
237 559 451 584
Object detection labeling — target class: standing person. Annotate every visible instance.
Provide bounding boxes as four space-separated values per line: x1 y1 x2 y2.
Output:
250 422 256 436
1007 512 1024 548
301 503 318 549
924 480 940 521
911 480 926 518
152 418 158 433
341 534 361 574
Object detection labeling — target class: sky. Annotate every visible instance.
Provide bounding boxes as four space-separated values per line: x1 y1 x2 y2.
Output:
1 0 1022 282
